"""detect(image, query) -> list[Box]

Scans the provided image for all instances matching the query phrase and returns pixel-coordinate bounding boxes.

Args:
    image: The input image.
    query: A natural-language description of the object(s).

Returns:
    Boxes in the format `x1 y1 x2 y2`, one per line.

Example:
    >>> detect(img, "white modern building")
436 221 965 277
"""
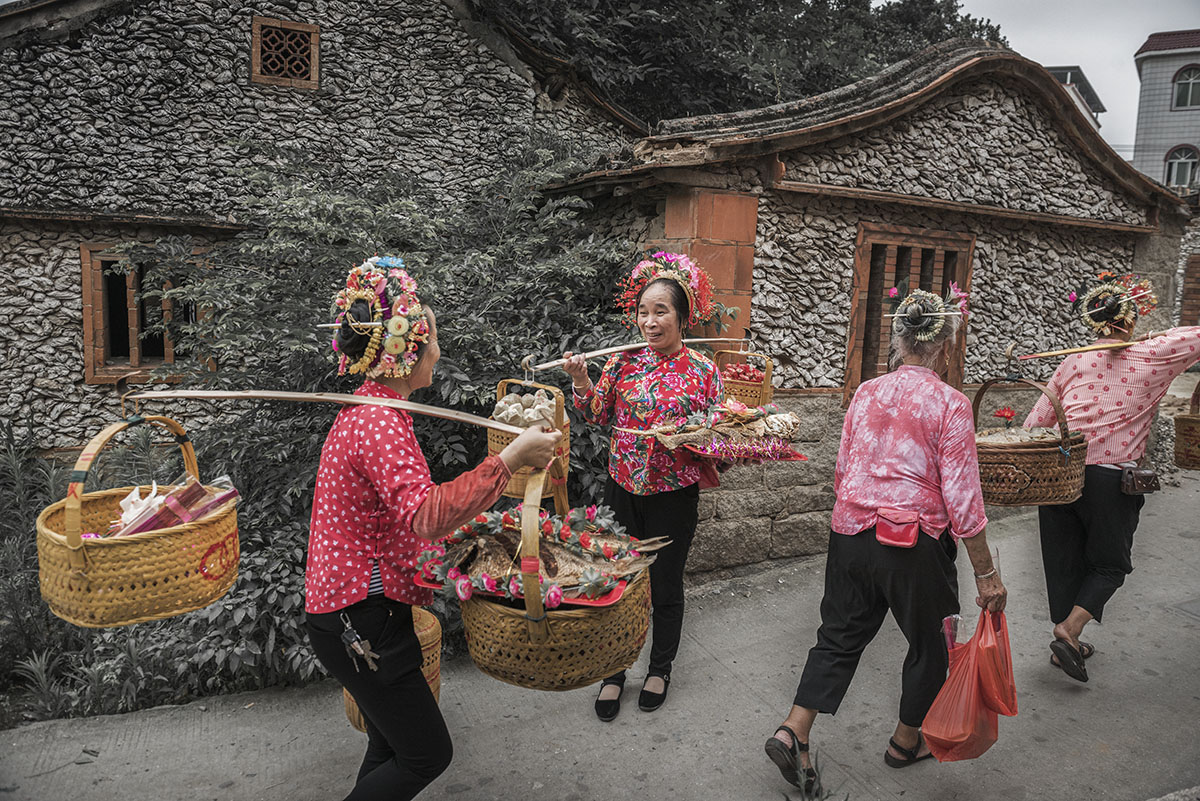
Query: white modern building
1132 29 1200 191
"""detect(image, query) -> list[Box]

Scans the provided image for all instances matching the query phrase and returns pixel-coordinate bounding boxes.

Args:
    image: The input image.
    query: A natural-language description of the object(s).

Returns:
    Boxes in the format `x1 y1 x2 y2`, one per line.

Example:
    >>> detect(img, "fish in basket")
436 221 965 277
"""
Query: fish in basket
623 398 807 462
415 503 664 607
418 470 653 691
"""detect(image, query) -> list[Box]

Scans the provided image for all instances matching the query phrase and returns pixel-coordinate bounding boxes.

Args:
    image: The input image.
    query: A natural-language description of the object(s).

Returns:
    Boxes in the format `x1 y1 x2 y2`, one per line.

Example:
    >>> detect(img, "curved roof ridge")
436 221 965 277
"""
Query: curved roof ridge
651 39 1008 140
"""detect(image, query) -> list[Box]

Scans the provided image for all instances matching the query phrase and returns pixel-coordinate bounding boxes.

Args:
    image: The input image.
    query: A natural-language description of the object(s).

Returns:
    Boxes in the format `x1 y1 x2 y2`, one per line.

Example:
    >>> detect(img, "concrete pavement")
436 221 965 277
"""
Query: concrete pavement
2 476 1199 801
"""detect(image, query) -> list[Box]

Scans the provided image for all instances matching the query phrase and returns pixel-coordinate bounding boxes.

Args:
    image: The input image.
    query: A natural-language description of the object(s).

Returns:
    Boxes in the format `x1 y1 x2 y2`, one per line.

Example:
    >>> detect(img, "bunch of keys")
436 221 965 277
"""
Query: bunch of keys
340 612 381 672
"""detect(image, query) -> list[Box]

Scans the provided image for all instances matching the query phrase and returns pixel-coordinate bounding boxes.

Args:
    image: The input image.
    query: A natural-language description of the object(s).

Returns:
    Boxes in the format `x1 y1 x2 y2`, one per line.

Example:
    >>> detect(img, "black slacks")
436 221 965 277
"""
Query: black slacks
306 596 452 801
603 477 699 679
1038 465 1145 624
793 528 960 728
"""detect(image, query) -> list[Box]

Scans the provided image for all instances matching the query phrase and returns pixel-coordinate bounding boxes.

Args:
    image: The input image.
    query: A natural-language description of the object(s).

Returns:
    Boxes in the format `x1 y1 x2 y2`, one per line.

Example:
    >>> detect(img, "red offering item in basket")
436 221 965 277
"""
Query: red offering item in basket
722 363 765 383
414 572 628 608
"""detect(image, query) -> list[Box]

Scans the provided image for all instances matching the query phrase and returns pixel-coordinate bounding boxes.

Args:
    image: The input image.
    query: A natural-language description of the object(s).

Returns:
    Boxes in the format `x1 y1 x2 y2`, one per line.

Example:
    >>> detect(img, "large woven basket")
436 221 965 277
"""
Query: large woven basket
343 606 442 732
486 378 570 513
715 349 774 406
972 378 1086 507
36 415 239 628
1174 380 1200 470
459 470 651 691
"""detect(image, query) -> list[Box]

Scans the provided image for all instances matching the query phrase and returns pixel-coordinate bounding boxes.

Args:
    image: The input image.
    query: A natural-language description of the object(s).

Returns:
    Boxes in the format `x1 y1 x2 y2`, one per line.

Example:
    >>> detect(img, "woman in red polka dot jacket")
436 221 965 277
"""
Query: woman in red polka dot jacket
306 256 561 801
1023 274 1200 683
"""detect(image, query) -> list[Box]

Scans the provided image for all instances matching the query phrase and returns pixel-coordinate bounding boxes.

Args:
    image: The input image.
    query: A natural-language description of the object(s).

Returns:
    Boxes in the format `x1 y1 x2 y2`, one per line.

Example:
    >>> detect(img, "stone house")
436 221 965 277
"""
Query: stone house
0 0 642 448
559 40 1190 574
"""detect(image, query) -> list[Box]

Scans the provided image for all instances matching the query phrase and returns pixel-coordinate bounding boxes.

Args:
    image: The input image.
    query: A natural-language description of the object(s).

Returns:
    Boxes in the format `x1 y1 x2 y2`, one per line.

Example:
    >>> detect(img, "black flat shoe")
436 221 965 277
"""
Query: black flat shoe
638 673 670 712
594 678 624 722
765 724 820 795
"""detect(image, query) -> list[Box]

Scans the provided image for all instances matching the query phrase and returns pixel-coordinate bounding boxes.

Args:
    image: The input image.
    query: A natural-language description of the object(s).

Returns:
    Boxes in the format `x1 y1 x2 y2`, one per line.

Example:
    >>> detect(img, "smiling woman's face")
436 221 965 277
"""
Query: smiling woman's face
637 282 684 354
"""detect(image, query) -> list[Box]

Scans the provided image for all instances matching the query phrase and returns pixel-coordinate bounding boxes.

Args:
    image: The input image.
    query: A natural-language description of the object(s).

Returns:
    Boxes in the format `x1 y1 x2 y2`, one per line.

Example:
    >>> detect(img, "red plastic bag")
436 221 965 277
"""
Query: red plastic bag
923 612 998 762
977 610 1018 716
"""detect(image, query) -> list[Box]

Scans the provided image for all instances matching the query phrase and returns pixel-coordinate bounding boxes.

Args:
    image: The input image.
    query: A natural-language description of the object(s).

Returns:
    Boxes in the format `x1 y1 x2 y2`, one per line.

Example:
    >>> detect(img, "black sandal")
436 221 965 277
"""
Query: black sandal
1051 641 1094 668
883 733 935 768
1049 638 1089 683
765 724 820 796
594 676 624 722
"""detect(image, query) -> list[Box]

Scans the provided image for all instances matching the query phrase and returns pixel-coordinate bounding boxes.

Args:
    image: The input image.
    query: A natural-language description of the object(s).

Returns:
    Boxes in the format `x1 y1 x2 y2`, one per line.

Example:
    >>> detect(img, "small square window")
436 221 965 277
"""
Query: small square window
251 16 319 90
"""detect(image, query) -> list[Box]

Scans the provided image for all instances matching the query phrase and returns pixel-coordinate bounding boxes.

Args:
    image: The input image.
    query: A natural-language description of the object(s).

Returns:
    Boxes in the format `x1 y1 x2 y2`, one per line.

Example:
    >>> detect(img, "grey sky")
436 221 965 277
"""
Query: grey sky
957 0 1200 158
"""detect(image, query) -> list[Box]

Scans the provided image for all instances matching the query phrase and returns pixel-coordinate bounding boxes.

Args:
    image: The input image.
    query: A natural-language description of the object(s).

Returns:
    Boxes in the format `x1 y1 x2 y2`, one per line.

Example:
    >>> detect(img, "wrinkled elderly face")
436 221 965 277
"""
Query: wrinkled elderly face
637 283 684 353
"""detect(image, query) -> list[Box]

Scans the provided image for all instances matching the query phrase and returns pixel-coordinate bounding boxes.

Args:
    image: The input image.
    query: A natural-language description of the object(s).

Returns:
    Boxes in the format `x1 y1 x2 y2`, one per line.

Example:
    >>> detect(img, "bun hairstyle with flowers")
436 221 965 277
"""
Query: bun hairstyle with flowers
887 281 969 370
616 251 715 329
1071 271 1158 337
331 255 432 380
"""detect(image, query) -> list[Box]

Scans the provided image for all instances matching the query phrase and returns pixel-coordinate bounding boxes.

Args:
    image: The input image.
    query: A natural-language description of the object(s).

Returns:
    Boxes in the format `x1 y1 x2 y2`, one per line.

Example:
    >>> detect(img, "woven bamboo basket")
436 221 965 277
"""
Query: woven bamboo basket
715 350 774 406
972 378 1086 507
343 606 442 732
486 378 570 512
35 415 239 628
458 470 651 691
1175 379 1200 470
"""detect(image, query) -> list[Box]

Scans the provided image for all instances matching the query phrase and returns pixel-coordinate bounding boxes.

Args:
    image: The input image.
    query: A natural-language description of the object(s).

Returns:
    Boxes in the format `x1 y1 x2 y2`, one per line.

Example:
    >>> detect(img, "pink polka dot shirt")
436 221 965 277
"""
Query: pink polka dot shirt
305 381 509 613
1023 326 1200 465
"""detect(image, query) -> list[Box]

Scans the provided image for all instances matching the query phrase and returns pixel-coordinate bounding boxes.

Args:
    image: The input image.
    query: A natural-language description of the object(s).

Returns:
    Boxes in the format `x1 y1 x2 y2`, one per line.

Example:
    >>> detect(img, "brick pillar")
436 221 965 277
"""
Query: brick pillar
644 188 758 340
1182 253 1200 326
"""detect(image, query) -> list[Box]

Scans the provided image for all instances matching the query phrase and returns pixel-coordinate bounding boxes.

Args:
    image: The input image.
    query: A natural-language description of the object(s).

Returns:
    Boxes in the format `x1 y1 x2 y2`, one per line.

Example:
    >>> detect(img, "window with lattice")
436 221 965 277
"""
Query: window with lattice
843 223 976 404
251 16 319 89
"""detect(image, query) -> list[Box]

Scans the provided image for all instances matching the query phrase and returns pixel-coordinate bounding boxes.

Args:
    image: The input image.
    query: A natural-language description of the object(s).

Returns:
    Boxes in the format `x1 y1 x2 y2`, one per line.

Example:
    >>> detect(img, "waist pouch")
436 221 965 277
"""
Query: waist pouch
875 508 920 548
1120 466 1159 495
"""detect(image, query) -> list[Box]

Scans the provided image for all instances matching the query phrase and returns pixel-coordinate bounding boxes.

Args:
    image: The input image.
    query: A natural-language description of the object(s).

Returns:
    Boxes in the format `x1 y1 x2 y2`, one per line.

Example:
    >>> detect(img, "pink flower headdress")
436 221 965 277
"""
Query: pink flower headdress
331 255 431 379
616 251 715 328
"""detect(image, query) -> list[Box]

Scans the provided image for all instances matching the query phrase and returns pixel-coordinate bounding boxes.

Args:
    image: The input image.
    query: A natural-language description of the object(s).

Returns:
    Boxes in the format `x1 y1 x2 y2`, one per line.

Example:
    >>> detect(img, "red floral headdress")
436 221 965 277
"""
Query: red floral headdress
615 251 715 328
331 256 431 379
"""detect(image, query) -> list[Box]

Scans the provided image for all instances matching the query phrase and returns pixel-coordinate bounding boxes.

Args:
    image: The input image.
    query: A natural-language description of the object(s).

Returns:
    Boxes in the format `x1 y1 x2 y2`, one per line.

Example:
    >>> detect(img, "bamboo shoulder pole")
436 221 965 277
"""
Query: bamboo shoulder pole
128 389 524 435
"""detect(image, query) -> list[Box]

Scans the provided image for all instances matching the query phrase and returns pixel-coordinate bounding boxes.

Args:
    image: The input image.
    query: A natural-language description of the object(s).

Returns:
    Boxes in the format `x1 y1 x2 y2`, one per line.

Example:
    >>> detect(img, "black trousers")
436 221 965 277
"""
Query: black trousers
306 596 452 801
1038 465 1145 624
603 477 699 679
793 528 960 728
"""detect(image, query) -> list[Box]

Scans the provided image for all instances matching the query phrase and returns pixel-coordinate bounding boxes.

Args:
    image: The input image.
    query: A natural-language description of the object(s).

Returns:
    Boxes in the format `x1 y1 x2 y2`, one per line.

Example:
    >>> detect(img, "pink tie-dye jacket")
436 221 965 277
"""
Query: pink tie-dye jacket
831 365 988 540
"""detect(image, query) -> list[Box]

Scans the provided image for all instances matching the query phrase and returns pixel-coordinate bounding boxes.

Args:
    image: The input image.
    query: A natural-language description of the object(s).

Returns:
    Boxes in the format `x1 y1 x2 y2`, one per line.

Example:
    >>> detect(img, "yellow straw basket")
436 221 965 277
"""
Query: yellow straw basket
1175 380 1200 470
972 378 1086 507
458 471 650 691
486 378 570 513
715 350 774 406
35 415 239 628
344 606 442 731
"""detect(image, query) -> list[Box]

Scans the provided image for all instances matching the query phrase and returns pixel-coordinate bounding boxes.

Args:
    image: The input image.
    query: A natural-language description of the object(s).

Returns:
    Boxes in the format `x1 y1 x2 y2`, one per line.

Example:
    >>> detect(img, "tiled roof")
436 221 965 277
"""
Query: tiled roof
1136 29 1200 57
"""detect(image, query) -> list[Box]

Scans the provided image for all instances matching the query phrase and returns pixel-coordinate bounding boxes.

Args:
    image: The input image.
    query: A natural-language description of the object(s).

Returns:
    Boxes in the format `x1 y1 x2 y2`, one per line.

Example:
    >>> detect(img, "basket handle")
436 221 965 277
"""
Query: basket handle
62 415 200 564
715 350 772 388
518 469 550 644
496 378 566 429
971 377 1071 443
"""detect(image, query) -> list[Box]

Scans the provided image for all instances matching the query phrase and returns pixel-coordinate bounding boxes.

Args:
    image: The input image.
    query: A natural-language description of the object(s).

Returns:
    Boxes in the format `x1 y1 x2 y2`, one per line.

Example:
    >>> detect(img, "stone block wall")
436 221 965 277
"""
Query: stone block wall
0 0 634 217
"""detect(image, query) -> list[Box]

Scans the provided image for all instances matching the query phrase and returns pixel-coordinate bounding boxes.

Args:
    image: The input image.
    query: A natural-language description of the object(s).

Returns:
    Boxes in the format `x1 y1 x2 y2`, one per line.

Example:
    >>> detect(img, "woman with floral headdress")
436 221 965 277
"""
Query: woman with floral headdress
1023 273 1200 683
764 287 1006 794
305 256 561 801
562 252 724 721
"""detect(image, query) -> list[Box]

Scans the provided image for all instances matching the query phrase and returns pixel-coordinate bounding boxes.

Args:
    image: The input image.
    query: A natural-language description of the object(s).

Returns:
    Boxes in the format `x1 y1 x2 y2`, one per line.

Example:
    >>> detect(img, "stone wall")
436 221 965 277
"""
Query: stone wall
752 191 1138 389
779 76 1146 226
0 0 634 217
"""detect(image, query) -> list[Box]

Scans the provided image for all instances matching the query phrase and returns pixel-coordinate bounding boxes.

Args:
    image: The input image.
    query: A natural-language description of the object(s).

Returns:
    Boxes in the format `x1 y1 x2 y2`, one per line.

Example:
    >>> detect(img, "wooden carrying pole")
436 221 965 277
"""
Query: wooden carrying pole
522 338 746 373
127 389 525 435
1013 330 1165 362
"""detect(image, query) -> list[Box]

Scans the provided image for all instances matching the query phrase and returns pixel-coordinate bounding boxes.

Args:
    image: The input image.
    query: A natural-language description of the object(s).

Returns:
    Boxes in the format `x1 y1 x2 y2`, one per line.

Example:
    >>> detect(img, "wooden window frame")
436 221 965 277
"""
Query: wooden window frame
843 222 976 405
81 243 180 385
251 15 320 90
